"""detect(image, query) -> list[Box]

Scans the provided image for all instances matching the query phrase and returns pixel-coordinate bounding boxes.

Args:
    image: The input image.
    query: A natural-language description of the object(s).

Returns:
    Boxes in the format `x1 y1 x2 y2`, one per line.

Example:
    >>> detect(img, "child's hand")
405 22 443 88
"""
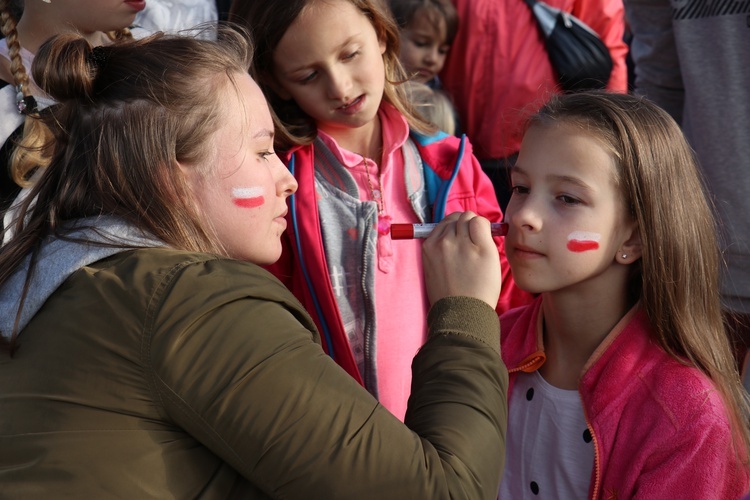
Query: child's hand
422 212 502 308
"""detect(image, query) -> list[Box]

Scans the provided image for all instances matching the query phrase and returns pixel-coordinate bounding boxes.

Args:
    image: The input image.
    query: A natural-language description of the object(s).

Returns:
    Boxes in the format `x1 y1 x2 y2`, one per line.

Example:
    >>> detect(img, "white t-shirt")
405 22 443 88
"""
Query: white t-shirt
499 370 594 499
134 0 218 38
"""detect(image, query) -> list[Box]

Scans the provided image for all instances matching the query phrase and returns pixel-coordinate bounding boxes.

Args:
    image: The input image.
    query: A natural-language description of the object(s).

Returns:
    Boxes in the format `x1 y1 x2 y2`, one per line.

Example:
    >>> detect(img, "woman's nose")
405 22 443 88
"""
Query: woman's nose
275 156 298 197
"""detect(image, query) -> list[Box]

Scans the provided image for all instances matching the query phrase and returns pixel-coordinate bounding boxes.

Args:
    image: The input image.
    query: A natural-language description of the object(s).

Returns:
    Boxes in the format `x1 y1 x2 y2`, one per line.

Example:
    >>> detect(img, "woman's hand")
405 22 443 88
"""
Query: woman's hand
422 211 501 308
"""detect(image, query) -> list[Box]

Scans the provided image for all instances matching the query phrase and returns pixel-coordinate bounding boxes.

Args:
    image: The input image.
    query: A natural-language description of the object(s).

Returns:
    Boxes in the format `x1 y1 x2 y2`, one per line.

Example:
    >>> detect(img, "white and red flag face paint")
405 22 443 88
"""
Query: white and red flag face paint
567 231 601 252
231 187 265 209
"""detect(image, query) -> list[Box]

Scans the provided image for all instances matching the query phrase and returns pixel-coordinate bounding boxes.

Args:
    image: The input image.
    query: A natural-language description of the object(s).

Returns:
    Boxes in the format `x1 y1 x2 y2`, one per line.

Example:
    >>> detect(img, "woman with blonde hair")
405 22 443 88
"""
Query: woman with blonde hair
0 28 508 498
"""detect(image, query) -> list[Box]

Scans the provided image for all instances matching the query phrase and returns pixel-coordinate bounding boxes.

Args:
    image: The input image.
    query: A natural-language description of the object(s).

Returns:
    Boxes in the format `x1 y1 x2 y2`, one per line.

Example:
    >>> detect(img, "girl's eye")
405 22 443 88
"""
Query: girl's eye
558 194 581 205
438 45 450 55
259 151 275 161
299 71 317 84
343 50 359 61
511 185 529 195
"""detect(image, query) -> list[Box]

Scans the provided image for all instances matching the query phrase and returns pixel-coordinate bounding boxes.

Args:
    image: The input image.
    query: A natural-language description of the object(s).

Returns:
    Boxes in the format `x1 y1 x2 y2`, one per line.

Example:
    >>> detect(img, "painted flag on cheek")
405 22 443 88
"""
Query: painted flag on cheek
232 187 265 208
567 231 600 252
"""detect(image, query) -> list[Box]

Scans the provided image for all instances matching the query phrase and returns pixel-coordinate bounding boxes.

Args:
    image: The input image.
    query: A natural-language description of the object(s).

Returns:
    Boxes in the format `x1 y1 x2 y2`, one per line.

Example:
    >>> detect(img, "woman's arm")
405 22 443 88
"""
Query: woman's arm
148 248 506 499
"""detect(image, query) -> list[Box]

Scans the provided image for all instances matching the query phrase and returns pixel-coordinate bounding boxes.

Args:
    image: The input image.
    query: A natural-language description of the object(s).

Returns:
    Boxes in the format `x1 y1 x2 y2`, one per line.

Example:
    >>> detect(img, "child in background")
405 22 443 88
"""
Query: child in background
229 0 531 420
392 1 461 135
499 91 750 498
404 80 455 135
388 0 457 89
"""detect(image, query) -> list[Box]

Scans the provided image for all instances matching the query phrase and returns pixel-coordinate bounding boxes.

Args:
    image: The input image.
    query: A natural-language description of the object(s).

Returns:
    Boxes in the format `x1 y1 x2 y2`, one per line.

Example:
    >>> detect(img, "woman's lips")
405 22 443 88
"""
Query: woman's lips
124 0 147 12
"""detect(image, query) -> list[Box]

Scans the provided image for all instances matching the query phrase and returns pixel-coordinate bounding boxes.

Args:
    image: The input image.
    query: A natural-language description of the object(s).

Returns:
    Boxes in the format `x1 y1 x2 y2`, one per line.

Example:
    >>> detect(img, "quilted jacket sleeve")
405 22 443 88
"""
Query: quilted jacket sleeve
146 258 508 499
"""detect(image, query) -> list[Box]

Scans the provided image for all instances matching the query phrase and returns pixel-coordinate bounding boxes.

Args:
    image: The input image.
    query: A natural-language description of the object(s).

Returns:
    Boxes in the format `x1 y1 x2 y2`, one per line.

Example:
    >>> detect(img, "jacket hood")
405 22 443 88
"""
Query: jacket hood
0 216 163 340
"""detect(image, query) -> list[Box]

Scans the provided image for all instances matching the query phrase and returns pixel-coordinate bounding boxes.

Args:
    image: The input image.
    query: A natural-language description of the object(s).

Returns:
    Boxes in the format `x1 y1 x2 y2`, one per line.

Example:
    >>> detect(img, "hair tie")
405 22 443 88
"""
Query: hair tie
89 46 108 70
15 85 38 115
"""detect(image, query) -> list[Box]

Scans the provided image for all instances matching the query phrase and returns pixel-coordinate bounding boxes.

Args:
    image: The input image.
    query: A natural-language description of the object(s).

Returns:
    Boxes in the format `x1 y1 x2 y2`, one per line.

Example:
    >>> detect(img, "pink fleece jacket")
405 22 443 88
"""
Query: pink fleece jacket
500 297 750 499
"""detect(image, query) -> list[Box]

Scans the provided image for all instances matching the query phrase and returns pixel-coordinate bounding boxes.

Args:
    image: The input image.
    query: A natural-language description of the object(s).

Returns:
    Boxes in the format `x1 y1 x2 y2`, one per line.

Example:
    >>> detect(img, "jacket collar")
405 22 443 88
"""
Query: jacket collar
0 216 163 340
502 297 653 417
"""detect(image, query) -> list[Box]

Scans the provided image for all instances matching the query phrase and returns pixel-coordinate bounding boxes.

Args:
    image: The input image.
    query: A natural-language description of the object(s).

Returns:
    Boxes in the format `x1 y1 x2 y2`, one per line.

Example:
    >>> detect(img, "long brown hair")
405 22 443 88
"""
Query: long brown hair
0 0 133 184
0 28 256 352
228 0 435 151
530 90 750 456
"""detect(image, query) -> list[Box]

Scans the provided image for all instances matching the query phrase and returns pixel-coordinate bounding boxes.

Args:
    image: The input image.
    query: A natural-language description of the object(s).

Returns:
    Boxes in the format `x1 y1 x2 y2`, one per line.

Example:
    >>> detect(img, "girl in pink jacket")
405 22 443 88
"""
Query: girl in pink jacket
499 91 750 499
229 0 531 421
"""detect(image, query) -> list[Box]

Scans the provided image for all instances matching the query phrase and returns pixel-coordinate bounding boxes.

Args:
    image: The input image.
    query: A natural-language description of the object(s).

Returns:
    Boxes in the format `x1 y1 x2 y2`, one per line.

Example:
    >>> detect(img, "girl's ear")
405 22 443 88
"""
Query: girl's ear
177 159 200 194
379 36 386 56
176 159 204 217
616 225 642 265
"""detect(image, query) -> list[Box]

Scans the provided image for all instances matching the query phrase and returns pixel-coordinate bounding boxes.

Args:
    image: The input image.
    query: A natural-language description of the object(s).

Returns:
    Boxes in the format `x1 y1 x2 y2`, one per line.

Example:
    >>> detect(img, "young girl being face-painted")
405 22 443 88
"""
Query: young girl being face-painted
499 92 750 499
504 120 638 296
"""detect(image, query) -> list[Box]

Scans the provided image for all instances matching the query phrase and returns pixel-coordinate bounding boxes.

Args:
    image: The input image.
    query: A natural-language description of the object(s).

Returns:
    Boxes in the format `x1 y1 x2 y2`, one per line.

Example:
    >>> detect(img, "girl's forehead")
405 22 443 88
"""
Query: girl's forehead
520 122 620 182
275 0 377 61
298 0 366 21
288 0 371 37
412 6 447 33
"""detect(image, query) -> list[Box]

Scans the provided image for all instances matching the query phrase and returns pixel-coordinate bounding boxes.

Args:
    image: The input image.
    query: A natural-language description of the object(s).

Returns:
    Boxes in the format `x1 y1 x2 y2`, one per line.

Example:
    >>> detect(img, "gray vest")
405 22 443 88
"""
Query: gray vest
313 136 430 395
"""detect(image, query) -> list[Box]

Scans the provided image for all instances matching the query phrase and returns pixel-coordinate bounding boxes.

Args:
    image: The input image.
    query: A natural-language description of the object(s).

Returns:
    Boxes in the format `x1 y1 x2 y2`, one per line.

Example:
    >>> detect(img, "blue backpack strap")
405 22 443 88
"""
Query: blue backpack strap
410 130 467 222
411 129 449 146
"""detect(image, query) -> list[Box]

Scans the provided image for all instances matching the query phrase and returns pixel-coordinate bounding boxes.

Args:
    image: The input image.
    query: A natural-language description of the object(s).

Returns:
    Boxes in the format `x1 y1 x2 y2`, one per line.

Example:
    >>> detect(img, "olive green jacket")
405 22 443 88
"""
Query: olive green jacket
0 248 507 498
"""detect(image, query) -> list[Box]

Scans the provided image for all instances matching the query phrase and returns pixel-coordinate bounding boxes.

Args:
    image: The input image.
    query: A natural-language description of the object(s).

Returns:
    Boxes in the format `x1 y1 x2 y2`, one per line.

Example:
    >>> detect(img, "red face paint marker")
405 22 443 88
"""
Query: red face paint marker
232 187 264 208
566 231 600 252
391 222 508 239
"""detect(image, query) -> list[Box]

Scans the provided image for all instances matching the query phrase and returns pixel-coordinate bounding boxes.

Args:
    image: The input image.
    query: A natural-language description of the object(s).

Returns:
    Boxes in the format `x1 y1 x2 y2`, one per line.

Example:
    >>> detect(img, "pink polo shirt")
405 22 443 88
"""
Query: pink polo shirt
317 103 428 421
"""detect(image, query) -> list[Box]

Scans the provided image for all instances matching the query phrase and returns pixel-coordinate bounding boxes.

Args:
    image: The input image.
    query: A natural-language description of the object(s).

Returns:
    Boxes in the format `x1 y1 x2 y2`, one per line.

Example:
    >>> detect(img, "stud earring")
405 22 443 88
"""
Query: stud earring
622 254 627 259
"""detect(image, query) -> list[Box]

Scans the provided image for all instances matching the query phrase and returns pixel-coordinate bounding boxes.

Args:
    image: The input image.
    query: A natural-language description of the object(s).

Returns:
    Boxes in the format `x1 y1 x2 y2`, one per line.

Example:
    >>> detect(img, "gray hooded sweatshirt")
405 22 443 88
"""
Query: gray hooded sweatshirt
0 217 161 341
